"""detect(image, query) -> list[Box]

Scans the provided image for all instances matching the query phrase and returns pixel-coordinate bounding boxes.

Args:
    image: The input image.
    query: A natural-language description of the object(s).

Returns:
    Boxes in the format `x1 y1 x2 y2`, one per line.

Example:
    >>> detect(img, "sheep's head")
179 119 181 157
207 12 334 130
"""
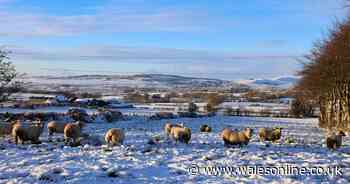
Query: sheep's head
33 120 43 126
184 127 191 134
11 120 21 126
244 128 253 138
76 121 86 129
273 127 283 133
338 131 346 136
33 120 45 132
164 122 172 128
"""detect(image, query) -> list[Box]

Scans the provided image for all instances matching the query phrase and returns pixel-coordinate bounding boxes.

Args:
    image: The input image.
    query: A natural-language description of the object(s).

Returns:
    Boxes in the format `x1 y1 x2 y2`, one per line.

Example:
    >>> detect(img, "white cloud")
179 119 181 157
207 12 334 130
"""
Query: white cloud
9 44 299 62
0 2 217 36
9 44 301 79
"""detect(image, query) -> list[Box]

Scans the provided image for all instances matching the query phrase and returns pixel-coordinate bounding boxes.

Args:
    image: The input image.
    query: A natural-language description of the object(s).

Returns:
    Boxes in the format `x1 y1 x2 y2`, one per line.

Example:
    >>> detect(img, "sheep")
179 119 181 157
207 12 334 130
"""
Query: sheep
105 128 125 146
164 122 183 137
47 121 69 136
64 121 85 146
326 131 346 150
258 127 282 143
0 120 18 136
12 120 44 144
200 124 212 133
221 128 253 147
170 126 191 144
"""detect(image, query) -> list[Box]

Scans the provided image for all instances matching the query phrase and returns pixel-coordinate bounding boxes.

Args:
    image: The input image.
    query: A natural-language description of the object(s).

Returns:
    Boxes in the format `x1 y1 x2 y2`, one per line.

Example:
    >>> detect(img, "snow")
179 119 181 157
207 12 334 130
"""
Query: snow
0 107 159 116
0 116 349 184
220 102 290 113
236 76 299 89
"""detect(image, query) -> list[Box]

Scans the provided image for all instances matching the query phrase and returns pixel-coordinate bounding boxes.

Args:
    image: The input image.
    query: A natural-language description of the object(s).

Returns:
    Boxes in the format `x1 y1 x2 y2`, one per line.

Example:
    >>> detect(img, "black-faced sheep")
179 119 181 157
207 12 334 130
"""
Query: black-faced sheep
170 126 191 144
105 128 125 146
200 124 212 133
64 121 85 145
67 108 91 122
221 128 253 147
258 127 282 143
12 120 44 144
326 131 346 150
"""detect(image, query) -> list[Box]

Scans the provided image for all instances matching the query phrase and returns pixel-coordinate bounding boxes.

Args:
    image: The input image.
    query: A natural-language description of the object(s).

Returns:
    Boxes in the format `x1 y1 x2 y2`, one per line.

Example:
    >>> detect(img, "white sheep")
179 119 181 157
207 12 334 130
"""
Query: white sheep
164 122 183 137
170 126 191 144
221 128 253 147
258 127 282 143
64 121 85 146
105 128 125 146
12 120 44 144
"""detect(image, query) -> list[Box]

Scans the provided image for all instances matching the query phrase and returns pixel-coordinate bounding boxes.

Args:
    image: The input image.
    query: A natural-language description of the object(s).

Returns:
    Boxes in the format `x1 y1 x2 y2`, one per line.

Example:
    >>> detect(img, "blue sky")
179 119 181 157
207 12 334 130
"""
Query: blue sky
0 0 347 80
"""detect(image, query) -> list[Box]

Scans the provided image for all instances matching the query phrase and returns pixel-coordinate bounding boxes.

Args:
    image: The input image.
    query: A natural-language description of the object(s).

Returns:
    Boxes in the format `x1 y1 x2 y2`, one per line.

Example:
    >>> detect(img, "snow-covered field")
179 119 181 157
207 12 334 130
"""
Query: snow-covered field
0 116 349 184
0 107 161 116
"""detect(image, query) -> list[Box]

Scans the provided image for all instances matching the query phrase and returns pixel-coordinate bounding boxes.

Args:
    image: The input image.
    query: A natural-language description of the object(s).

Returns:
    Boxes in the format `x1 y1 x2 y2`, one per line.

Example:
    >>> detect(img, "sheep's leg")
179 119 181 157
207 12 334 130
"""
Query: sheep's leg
72 138 78 147
223 140 228 147
333 144 337 150
14 135 18 145
32 138 41 144
64 137 71 145
107 141 112 148
48 132 54 142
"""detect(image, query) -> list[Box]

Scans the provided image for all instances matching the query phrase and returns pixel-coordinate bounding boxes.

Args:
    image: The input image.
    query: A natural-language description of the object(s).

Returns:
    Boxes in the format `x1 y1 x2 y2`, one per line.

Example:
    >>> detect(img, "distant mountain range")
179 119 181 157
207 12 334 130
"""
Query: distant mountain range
39 74 231 88
18 74 299 93
238 76 299 89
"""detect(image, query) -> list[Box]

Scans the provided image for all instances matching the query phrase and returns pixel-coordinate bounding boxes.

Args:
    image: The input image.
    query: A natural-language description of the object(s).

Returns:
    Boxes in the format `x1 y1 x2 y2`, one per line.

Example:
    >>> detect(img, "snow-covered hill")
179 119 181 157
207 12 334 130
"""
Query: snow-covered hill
18 74 299 93
18 74 238 92
238 76 299 89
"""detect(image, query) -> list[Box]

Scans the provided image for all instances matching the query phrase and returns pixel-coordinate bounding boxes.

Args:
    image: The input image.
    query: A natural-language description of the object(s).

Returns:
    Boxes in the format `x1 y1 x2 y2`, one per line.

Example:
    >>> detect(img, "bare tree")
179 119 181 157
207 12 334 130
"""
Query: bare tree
188 102 198 113
296 17 350 131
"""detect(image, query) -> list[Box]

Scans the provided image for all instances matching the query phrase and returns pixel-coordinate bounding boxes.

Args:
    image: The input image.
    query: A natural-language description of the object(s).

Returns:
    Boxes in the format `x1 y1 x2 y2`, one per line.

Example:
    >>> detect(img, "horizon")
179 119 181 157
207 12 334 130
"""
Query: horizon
21 72 299 82
0 0 347 80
